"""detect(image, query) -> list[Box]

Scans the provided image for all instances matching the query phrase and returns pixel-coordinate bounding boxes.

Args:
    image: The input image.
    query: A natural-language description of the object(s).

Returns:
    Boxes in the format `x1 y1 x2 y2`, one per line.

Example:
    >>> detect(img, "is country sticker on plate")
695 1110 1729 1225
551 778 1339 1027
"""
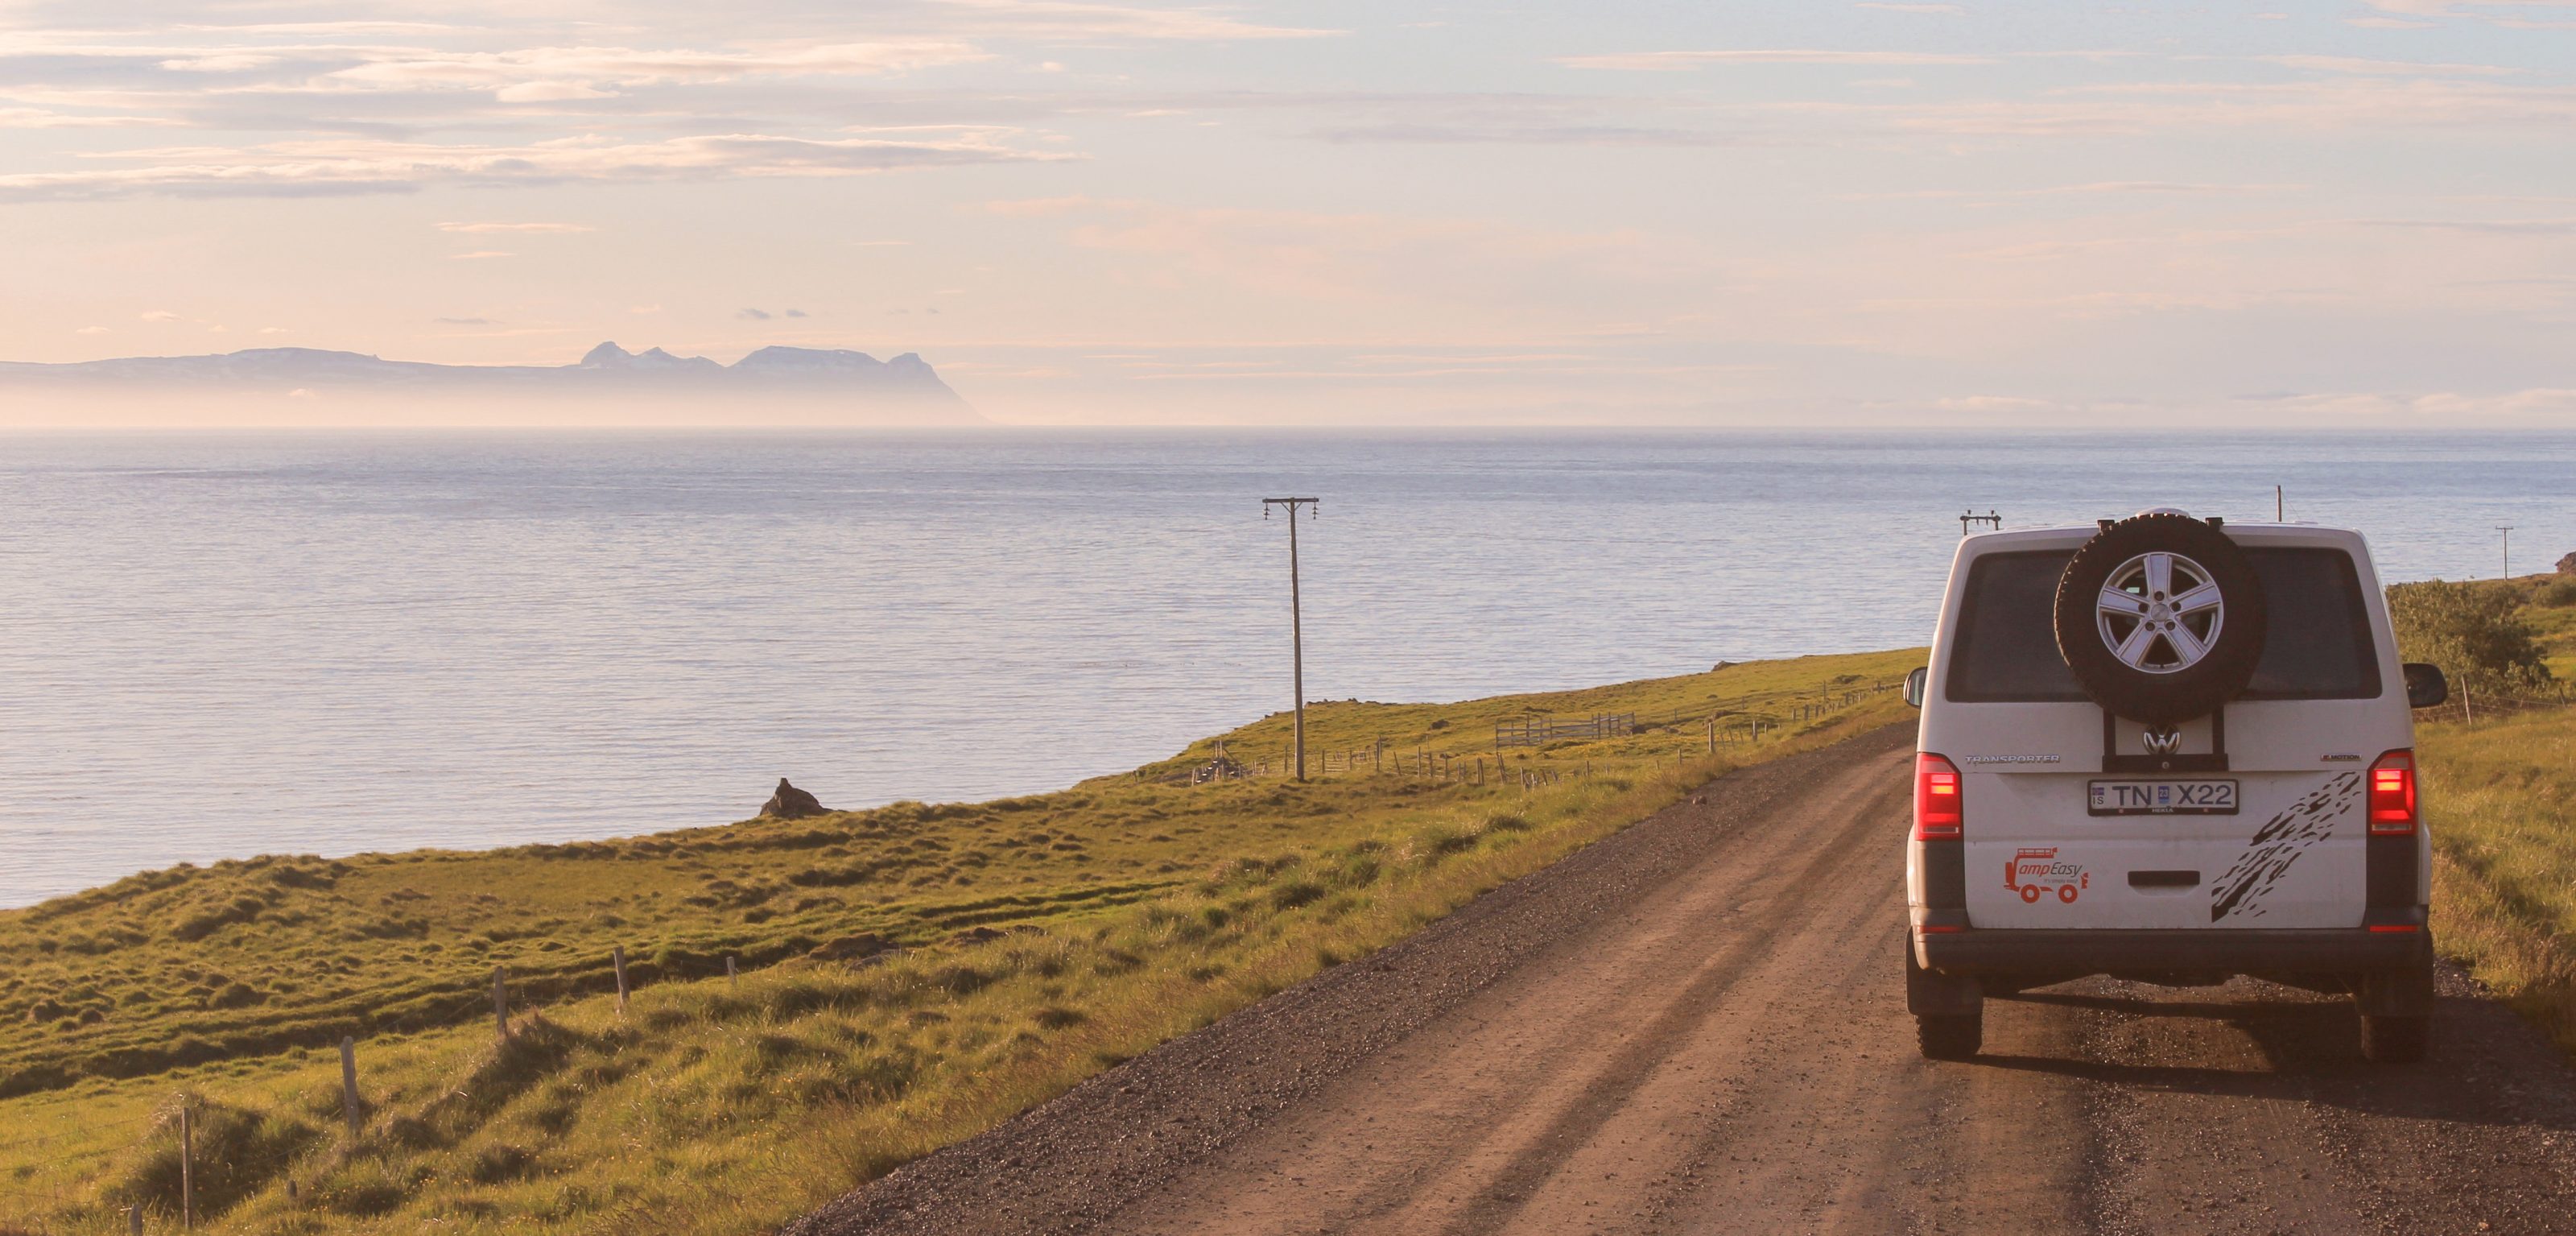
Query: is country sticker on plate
2087 779 2238 816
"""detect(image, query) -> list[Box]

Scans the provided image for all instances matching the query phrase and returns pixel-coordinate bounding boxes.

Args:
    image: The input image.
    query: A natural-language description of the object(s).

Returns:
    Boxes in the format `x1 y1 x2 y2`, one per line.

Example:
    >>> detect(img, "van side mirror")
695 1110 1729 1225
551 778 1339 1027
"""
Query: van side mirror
2402 663 2449 709
1905 666 1928 708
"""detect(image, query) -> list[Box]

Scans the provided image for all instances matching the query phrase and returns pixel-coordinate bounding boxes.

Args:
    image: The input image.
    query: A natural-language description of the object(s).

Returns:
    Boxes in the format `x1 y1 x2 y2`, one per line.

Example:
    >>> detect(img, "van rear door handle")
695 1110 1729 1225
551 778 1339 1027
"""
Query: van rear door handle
2128 870 2200 889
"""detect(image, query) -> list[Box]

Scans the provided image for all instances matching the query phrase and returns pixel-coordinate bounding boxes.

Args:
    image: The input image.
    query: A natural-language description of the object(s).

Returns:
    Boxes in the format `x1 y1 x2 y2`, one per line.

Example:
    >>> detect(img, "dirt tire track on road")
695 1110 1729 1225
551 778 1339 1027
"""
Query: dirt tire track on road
786 724 2576 1236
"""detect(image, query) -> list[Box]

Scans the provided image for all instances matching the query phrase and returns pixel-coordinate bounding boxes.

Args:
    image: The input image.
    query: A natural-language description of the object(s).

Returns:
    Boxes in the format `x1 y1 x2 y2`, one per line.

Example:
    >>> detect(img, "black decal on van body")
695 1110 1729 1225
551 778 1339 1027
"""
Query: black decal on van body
2211 772 2363 923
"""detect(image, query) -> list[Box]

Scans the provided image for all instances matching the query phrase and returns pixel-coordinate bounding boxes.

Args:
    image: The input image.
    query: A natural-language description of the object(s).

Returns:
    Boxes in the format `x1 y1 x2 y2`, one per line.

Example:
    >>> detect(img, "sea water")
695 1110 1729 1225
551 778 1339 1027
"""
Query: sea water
4 429 2570 907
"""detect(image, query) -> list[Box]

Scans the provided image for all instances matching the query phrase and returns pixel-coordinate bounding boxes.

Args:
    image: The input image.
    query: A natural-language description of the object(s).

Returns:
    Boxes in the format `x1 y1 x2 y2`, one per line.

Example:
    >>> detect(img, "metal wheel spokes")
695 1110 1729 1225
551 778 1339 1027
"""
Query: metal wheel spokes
2095 551 2224 674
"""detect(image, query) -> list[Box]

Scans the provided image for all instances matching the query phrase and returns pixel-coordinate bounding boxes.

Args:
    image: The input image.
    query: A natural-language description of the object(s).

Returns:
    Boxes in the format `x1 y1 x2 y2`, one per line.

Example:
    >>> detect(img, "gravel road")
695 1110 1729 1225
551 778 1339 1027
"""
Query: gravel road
786 724 2576 1235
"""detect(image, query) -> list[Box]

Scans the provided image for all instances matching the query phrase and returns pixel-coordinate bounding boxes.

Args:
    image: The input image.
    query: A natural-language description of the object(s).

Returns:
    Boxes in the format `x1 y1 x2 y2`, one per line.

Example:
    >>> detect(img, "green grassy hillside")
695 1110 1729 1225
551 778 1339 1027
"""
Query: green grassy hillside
2421 706 2576 1058
0 650 1920 1235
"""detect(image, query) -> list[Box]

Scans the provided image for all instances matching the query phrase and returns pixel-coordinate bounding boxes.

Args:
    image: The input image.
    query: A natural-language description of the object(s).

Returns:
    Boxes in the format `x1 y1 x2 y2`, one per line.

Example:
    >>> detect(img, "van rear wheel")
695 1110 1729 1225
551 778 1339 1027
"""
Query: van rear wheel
2360 1014 2429 1064
1917 1012 1982 1060
1905 939 1980 1060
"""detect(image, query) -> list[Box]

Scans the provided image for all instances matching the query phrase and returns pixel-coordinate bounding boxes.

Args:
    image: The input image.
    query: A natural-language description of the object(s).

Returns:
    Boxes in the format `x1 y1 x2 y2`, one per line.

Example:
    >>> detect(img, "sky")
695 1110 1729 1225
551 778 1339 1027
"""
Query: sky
2 0 2574 426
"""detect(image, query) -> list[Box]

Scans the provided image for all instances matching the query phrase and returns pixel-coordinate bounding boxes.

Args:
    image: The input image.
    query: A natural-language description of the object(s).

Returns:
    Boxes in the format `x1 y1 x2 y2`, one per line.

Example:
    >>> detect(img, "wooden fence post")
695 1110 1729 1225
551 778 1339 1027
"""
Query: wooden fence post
1707 717 1715 755
492 966 509 1039
340 1036 361 1139
726 956 739 986
179 1099 194 1230
613 945 630 1016
129 1205 143 1235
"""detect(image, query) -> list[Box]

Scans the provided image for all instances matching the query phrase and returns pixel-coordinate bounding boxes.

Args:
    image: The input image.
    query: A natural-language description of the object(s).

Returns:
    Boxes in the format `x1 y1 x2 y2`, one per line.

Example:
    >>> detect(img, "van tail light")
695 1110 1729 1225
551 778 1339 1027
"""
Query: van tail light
2368 750 2417 835
1914 753 1963 840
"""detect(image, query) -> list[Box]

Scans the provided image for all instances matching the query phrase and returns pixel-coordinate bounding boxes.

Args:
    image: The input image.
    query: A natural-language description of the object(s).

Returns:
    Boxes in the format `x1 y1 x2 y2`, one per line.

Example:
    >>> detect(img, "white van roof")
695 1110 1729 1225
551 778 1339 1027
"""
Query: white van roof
1960 522 2370 553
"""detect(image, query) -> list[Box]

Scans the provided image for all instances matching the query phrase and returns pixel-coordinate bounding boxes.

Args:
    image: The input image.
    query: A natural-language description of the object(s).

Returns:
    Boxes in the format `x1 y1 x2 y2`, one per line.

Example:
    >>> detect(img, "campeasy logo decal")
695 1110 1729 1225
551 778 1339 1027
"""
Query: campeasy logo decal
2006 846 2088 905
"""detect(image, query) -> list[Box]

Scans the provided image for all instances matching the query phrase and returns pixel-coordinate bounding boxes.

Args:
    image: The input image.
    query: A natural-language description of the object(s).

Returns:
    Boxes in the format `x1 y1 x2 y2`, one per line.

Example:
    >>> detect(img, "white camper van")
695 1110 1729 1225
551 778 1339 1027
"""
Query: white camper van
1901 511 2447 1063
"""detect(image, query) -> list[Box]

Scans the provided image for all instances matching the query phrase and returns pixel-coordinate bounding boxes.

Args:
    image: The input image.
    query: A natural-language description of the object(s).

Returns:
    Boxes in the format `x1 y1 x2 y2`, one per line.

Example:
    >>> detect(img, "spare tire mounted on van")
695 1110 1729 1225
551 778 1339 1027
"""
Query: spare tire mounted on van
2052 511 2268 727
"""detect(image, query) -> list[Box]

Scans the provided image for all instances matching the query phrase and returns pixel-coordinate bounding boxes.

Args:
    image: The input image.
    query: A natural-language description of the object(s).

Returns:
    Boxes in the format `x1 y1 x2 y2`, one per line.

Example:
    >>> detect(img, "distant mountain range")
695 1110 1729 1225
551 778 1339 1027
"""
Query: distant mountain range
0 341 981 425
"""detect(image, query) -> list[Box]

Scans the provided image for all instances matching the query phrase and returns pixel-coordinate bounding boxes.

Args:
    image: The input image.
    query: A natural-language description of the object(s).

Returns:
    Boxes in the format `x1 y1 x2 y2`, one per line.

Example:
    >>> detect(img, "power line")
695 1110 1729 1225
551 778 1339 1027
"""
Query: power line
1261 498 1319 781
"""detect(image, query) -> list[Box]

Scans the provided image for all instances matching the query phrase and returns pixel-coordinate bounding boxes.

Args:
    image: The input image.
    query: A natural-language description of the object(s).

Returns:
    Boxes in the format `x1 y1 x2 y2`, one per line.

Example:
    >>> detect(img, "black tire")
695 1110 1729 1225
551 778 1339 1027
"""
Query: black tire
1917 1013 1982 1060
2361 1014 2429 1064
2054 512 2268 725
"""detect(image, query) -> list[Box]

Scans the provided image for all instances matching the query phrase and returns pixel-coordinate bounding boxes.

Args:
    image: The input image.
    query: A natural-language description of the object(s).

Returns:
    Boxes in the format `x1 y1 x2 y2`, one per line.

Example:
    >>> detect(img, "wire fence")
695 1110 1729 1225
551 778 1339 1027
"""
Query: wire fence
2411 682 2574 727
0 956 681 1234
1146 681 1901 787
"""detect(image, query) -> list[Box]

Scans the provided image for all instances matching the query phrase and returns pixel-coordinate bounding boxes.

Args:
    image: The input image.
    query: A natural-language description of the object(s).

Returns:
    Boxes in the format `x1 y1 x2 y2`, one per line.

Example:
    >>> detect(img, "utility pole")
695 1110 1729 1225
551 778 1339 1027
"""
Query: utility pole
2497 525 2515 579
2276 486 2284 522
1959 510 2000 536
1263 498 1319 780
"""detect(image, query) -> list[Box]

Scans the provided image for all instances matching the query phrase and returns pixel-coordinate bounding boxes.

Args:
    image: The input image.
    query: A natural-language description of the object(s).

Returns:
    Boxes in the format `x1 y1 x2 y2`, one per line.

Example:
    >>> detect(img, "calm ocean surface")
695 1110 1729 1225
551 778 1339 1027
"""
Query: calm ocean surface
4 430 2570 907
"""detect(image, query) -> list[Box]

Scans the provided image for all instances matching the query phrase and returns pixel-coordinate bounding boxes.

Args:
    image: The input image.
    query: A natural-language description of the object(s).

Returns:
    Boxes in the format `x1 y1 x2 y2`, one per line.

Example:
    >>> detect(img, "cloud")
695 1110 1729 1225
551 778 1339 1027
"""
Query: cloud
2260 54 2522 76
1558 49 1996 71
2241 387 2576 419
1311 121 1733 147
785 308 808 317
737 308 774 319
315 40 991 97
0 107 182 129
1759 76 2576 137
2355 0 2576 19
923 0 1343 42
1856 180 2302 200
2344 217 2576 234
435 316 497 325
139 309 181 321
76 325 109 334
435 221 594 233
494 81 619 101
171 21 469 36
0 131 1063 201
159 52 282 72
448 250 512 259
2347 16 2438 27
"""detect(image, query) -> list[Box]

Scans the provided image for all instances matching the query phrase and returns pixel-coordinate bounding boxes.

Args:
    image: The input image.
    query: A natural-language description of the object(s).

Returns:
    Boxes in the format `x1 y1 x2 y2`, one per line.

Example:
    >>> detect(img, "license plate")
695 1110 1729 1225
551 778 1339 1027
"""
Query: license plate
2087 779 2238 816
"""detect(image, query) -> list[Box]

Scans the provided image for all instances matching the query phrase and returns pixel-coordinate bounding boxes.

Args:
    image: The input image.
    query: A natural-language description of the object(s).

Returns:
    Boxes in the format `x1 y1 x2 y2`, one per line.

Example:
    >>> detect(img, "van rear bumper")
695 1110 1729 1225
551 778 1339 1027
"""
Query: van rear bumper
1915 926 2431 976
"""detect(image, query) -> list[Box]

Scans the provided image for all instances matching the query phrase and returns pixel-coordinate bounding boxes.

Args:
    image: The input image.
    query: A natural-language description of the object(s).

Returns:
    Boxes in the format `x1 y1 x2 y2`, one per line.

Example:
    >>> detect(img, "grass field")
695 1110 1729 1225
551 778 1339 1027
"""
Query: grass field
0 649 1921 1234
2420 705 2576 1059
2519 578 2576 681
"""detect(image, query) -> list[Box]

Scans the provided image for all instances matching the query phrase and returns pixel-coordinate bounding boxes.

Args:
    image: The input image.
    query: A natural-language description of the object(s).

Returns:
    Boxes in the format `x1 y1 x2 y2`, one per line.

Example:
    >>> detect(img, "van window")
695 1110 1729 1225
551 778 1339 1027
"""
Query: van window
1945 548 2381 703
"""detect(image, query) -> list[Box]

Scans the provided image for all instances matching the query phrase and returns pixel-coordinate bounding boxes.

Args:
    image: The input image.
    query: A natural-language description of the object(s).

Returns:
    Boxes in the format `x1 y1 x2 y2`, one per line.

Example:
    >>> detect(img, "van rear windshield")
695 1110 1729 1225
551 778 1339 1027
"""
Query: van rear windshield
1945 548 2382 703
